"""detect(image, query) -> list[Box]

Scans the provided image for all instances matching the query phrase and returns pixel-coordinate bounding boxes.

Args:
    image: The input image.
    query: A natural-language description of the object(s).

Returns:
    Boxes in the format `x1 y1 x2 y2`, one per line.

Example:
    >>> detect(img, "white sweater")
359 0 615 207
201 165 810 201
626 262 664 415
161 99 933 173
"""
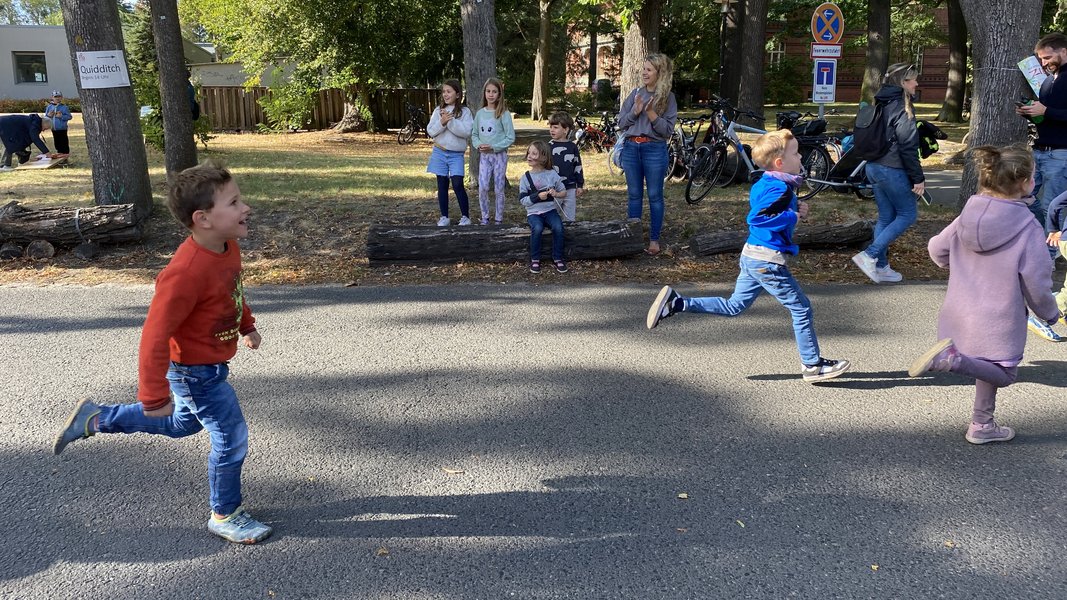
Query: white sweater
426 105 474 151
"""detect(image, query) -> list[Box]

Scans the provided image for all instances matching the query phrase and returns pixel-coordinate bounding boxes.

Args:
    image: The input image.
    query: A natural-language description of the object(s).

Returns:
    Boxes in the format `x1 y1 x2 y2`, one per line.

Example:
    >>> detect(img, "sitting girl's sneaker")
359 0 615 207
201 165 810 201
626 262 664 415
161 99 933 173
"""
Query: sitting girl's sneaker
529 260 541 274
965 421 1015 445
207 507 273 544
908 338 959 376
554 260 568 273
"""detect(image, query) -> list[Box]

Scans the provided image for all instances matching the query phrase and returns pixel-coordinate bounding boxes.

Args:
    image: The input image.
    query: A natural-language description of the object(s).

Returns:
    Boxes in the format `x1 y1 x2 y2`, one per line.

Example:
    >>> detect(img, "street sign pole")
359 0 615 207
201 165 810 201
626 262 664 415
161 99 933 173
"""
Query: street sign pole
810 2 844 119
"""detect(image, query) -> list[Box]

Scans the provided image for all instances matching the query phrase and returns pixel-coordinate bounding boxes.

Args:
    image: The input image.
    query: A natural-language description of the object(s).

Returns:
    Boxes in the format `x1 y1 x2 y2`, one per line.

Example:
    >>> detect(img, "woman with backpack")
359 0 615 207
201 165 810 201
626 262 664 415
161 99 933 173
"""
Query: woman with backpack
851 63 926 284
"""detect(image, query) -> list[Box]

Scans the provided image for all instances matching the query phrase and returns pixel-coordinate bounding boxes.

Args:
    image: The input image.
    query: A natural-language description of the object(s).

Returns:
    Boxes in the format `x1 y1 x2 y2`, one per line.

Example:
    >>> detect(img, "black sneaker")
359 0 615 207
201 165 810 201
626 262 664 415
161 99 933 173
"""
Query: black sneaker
801 358 851 382
646 285 682 330
554 260 568 273
529 260 541 274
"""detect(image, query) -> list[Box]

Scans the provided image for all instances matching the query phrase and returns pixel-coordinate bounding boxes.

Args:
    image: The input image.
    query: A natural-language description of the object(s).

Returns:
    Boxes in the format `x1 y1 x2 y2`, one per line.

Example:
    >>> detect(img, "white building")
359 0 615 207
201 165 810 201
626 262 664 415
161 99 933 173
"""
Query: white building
0 25 79 100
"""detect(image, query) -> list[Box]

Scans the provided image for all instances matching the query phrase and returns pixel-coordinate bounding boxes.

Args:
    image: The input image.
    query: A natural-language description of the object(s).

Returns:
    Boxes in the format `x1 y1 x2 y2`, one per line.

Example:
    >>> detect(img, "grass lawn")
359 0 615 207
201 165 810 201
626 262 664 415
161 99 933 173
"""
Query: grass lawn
0 106 964 287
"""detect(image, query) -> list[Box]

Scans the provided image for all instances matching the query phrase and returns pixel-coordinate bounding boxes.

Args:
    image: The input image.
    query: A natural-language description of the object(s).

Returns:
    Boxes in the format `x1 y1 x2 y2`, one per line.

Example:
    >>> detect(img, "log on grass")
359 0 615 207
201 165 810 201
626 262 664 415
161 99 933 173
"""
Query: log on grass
367 220 644 264
692 220 875 256
0 201 143 245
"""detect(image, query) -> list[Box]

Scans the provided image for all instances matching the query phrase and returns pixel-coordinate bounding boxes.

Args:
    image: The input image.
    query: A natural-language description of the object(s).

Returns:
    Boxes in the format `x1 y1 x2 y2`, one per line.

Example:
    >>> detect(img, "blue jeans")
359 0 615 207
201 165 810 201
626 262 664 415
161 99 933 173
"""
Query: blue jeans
528 209 564 261
863 162 918 269
621 139 667 241
686 255 820 365
1032 148 1067 230
97 362 248 516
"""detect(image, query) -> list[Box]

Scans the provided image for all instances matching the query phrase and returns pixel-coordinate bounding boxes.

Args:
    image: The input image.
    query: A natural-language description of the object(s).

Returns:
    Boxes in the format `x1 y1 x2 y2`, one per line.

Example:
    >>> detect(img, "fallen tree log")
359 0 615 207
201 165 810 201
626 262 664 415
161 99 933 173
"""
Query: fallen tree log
0 201 143 245
367 220 644 264
691 220 874 256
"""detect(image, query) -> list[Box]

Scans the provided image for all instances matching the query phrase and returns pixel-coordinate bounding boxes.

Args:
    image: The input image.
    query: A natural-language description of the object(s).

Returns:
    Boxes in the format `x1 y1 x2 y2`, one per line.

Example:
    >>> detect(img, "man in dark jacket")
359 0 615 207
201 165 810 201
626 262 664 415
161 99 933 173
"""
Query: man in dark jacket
1017 33 1067 231
0 113 51 170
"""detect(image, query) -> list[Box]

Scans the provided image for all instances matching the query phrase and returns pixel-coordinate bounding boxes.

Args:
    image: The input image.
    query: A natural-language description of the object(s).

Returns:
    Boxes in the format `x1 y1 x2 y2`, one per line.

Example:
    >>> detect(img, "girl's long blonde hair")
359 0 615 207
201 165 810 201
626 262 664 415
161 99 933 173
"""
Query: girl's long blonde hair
971 144 1035 198
482 77 508 119
644 53 674 114
883 62 918 118
439 79 464 119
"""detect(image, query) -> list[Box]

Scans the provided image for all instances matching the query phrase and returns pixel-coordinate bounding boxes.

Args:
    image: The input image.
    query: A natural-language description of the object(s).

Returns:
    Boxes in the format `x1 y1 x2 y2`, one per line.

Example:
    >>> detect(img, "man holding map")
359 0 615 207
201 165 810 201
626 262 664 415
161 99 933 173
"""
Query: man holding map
1018 33 1067 230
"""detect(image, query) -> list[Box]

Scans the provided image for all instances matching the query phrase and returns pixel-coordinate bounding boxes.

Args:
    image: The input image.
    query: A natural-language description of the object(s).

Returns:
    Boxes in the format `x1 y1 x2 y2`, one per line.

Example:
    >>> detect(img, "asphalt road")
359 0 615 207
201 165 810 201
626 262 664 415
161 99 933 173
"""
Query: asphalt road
2 281 1066 599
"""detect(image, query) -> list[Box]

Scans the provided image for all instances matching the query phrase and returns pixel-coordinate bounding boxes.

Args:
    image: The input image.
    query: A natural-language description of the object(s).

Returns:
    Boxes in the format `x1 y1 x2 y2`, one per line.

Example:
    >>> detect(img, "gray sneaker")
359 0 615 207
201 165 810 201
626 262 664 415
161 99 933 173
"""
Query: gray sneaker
801 358 851 382
965 421 1015 445
207 507 273 544
646 285 682 330
53 398 100 455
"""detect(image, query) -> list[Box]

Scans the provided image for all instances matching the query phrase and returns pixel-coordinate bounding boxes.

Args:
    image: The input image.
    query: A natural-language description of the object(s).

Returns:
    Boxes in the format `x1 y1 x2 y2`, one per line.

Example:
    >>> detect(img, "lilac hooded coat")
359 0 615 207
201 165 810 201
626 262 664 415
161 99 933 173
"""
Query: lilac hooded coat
929 194 1059 366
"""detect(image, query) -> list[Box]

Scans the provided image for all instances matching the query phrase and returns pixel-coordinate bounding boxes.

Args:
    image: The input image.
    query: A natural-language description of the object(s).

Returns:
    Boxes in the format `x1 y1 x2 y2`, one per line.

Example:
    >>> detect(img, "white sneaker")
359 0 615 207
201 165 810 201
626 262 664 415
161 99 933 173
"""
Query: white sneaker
851 252 880 283
458 216 472 226
0 166 13 172
876 265 903 283
437 216 450 227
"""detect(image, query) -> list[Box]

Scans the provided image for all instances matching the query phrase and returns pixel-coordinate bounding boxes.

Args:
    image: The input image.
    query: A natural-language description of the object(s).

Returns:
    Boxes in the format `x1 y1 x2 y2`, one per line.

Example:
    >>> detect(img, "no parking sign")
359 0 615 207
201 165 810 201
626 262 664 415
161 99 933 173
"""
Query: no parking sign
810 3 843 105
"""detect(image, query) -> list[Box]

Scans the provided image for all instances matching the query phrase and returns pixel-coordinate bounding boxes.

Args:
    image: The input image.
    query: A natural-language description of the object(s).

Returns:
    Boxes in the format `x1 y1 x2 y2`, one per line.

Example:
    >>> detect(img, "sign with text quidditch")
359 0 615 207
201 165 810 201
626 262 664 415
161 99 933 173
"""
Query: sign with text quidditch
76 50 131 89
811 3 844 44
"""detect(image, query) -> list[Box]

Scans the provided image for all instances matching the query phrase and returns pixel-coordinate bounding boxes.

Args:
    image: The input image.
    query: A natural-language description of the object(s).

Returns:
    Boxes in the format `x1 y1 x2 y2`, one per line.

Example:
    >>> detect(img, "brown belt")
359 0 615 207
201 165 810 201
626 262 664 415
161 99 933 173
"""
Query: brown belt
629 135 654 143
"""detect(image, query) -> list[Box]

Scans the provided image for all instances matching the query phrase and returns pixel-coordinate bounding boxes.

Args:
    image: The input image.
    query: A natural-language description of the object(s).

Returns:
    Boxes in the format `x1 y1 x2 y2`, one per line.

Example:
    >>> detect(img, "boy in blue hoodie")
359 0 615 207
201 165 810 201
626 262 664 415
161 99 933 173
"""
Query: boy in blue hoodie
645 129 851 382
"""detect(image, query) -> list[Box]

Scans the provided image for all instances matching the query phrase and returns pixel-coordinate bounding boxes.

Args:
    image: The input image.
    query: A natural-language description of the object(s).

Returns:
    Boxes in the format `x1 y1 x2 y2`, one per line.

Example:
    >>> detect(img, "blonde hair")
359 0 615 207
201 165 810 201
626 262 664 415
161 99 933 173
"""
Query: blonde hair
167 159 233 228
439 79 464 119
644 53 674 114
751 129 795 170
482 77 507 119
527 140 553 170
970 144 1035 197
883 62 918 118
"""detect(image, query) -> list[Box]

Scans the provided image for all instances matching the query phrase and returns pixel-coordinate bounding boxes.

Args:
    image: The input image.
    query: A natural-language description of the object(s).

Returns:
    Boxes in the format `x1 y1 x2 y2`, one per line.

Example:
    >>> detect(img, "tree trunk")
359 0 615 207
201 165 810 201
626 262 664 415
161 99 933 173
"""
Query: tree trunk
736 0 768 115
335 85 371 133
149 0 197 183
937 0 968 123
692 220 873 256
958 0 1042 206
588 27 598 90
861 0 891 104
0 200 143 244
530 0 552 120
620 0 662 106
719 0 745 103
366 220 644 264
58 0 153 220
462 0 497 183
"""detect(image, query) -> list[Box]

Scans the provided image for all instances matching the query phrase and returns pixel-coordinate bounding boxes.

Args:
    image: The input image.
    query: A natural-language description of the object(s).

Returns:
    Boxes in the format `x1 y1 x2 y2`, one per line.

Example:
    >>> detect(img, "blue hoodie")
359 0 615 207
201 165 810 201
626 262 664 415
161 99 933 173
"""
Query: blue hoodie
0 114 49 154
746 173 800 255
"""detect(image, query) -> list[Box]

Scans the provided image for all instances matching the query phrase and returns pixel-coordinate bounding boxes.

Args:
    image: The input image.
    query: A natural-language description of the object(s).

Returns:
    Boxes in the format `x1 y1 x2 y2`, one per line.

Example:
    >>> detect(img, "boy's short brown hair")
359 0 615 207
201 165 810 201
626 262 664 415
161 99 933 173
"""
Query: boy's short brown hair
167 160 233 229
548 111 574 131
750 129 795 170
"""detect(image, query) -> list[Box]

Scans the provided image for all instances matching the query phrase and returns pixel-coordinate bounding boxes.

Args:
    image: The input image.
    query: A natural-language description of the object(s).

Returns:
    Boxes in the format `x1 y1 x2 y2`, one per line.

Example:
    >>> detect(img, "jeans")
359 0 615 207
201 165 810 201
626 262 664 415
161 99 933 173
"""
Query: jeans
527 209 564 261
1032 148 1067 230
97 362 248 516
621 139 667 241
686 255 820 365
864 162 918 269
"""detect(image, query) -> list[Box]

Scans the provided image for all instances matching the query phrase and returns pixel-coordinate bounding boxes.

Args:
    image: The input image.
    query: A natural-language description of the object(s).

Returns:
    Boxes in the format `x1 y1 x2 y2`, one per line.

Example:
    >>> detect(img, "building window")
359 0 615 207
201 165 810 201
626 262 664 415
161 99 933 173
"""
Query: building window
767 40 785 67
14 52 48 84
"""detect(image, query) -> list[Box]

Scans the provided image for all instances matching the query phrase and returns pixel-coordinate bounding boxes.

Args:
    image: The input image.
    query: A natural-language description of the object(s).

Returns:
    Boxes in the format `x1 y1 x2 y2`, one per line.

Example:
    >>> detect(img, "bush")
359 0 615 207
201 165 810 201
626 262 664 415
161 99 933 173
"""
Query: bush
0 97 82 113
140 109 216 151
258 87 314 132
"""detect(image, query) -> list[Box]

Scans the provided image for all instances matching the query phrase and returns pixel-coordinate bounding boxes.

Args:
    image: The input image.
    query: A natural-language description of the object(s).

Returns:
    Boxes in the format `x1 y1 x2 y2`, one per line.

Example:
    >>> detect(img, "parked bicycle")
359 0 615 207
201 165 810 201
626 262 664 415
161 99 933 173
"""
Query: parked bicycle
397 102 428 145
803 129 876 200
575 110 618 154
684 97 766 204
665 114 712 183
775 110 834 200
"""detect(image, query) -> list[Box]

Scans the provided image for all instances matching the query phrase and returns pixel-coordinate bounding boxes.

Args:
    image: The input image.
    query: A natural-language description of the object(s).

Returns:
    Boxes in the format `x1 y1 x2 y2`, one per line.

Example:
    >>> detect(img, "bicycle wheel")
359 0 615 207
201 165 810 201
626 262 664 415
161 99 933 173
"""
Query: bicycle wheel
397 123 416 145
607 146 625 177
715 144 743 188
685 146 724 205
665 138 682 182
797 144 831 200
854 164 876 200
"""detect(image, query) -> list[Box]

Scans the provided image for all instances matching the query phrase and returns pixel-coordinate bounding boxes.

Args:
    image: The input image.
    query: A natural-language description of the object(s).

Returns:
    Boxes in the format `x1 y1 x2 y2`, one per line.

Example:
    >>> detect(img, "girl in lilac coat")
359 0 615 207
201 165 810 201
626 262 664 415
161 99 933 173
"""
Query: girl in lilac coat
908 145 1060 444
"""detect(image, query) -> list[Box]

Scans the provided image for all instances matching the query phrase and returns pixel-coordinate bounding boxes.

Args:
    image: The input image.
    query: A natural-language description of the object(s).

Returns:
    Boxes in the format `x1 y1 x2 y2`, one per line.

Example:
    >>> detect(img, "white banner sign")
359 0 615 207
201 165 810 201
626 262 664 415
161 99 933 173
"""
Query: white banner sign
76 50 131 89
1018 55 1048 97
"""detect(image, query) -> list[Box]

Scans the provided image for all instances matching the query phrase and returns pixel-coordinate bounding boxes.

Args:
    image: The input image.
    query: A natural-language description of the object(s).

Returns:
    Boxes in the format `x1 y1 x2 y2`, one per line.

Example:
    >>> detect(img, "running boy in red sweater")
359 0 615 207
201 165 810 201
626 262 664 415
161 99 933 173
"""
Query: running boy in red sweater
52 161 271 544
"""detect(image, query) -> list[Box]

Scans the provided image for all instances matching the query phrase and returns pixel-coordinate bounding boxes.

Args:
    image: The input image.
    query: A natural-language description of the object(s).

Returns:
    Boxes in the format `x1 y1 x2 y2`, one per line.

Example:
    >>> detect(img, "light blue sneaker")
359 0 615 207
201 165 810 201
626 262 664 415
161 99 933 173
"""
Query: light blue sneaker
207 507 273 544
1027 315 1064 342
53 398 100 455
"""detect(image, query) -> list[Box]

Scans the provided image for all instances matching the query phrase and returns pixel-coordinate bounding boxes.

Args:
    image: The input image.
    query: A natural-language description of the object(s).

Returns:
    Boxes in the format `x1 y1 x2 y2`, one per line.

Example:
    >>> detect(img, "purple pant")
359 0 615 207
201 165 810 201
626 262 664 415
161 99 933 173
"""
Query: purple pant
478 151 508 223
951 354 1019 424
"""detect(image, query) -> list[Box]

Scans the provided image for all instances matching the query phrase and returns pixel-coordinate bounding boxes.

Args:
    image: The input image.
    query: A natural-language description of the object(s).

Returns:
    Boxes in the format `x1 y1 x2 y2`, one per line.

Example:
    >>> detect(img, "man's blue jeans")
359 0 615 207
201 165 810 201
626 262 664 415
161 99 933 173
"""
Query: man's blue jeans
97 362 248 516
527 209 564 261
621 139 667 241
1032 148 1067 229
863 162 918 269
686 255 821 365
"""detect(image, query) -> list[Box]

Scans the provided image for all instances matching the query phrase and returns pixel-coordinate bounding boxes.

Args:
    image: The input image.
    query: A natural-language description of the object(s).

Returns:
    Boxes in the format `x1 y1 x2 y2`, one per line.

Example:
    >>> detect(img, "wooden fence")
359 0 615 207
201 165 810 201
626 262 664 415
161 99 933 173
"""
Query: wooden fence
199 87 438 132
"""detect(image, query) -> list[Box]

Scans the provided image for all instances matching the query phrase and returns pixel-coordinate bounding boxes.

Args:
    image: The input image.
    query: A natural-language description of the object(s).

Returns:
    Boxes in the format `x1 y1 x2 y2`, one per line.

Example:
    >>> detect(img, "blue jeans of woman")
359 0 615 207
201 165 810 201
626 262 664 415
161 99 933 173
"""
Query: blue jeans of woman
96 362 248 516
863 162 918 269
621 139 667 241
527 209 564 261
685 255 821 366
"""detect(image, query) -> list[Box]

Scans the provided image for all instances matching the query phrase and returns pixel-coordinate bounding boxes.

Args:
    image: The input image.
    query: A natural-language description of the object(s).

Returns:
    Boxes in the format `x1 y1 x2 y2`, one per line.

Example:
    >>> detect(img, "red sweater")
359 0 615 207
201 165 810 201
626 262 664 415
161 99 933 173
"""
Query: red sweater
138 237 255 409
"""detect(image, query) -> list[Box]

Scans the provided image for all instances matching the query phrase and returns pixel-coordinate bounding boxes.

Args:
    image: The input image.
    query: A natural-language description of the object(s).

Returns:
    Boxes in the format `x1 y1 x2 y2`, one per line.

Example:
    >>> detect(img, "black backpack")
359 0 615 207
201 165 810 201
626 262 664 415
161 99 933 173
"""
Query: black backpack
852 102 891 161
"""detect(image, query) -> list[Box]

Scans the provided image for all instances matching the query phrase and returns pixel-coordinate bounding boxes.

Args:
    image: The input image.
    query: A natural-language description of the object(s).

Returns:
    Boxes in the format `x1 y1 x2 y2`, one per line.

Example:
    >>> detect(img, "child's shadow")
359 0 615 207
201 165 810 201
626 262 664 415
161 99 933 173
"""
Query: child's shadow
748 361 1067 390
